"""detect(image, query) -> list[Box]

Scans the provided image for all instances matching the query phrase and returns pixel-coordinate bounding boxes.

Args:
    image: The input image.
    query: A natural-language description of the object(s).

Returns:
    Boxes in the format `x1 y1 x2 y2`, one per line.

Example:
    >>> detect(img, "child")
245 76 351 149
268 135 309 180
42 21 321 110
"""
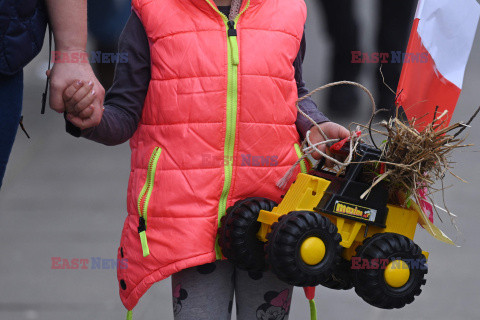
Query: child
63 0 349 318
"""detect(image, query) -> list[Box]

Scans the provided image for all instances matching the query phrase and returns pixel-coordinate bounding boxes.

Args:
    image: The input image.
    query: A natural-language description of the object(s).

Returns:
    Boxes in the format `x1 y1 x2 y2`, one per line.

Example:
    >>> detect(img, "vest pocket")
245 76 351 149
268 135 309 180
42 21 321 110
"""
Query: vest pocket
136 146 162 257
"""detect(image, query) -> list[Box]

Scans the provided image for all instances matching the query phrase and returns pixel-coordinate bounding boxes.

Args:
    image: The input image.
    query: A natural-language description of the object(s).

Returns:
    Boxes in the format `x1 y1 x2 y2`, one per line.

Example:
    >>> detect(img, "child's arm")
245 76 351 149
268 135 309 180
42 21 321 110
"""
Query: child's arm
294 29 350 165
64 12 150 146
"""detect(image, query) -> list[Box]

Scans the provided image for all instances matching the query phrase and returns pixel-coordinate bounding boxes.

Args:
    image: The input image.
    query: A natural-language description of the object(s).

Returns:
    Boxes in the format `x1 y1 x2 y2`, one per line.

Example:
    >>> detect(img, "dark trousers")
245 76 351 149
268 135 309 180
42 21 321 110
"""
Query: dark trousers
0 71 24 189
318 0 416 113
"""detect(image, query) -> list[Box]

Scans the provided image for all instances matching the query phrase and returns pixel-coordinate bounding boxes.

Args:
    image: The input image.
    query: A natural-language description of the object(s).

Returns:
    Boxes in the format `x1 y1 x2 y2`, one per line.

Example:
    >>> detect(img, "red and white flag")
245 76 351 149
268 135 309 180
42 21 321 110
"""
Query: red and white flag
396 0 480 130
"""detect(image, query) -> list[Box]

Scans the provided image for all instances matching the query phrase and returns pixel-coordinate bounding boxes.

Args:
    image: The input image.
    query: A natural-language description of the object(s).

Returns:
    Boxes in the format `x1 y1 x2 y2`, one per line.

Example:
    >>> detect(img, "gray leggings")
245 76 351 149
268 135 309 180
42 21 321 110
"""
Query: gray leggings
171 260 293 320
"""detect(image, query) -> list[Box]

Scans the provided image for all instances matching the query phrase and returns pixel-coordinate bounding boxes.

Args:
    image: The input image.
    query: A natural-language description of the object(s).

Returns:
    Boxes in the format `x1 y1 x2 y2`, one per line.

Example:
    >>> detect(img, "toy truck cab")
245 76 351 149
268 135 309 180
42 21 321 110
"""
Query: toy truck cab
314 143 388 229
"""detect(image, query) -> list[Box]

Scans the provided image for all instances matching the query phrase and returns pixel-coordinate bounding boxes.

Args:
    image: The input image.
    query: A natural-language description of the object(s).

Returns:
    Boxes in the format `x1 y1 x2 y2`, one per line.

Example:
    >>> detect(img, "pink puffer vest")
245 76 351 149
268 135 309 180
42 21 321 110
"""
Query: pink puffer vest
118 0 307 312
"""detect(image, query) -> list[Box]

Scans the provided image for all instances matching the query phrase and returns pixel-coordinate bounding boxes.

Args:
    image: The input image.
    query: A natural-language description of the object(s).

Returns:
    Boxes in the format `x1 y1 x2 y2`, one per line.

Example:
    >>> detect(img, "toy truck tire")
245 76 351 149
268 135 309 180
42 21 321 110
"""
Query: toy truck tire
319 258 354 290
352 233 427 309
266 210 342 287
218 197 277 271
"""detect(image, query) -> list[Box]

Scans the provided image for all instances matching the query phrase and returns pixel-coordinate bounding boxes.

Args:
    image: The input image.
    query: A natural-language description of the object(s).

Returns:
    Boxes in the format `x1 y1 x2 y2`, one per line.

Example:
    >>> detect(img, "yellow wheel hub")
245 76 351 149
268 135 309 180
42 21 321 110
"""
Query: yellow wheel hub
300 237 326 265
384 260 410 288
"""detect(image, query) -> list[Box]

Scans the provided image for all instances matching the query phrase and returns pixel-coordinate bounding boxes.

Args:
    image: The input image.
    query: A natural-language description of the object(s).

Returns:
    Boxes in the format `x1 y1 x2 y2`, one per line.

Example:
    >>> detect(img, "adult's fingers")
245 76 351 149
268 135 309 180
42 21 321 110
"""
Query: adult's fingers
49 78 67 113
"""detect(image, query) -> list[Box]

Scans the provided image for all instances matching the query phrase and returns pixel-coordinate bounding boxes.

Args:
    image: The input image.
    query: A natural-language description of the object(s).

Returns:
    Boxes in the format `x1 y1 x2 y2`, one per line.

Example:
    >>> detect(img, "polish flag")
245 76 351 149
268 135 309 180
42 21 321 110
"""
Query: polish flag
396 0 480 130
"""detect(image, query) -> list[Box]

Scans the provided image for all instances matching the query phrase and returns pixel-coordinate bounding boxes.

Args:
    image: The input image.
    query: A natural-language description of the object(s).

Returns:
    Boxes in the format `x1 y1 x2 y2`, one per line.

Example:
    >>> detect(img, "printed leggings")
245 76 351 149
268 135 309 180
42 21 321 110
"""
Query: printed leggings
171 260 293 320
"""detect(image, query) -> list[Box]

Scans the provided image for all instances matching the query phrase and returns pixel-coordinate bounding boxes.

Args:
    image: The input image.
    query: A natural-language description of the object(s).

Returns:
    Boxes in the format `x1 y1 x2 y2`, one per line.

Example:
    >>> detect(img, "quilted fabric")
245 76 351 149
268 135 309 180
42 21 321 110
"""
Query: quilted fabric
0 0 47 75
119 0 306 310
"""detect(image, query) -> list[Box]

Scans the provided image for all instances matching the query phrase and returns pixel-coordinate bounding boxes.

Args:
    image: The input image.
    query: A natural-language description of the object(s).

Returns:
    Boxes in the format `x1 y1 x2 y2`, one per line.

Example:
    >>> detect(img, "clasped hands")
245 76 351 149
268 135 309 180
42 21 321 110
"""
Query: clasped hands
47 54 105 129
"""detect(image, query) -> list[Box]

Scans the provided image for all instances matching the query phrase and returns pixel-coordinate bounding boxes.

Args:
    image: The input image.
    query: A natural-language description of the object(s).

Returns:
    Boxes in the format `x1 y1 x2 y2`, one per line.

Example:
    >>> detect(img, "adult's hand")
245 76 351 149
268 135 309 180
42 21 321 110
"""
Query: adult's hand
48 59 105 129
45 0 105 129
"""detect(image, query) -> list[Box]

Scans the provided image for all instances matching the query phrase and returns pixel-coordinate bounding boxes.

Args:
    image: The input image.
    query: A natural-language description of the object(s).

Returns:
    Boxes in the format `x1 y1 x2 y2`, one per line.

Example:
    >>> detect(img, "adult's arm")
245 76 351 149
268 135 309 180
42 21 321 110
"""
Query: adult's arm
45 0 105 129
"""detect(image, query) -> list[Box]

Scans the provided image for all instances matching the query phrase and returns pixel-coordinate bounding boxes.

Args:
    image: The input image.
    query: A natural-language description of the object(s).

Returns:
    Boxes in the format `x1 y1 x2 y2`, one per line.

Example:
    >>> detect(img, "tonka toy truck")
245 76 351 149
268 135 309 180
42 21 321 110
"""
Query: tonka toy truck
218 143 428 309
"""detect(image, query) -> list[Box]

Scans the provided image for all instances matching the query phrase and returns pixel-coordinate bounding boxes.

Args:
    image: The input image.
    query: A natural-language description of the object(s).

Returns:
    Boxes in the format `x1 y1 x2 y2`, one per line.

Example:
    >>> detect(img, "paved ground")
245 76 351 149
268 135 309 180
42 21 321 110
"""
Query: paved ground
1 1 480 319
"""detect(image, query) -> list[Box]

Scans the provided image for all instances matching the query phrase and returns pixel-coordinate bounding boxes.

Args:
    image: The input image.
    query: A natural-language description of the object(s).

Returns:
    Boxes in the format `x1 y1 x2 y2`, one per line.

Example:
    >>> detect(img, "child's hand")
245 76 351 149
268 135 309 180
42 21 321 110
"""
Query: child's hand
63 80 95 117
309 122 350 166
63 80 104 129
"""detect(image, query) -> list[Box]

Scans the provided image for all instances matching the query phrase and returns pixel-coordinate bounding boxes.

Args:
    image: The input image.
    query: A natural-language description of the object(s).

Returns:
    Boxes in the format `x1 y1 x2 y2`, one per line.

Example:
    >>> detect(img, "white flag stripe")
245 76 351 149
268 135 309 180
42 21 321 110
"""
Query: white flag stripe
415 0 480 88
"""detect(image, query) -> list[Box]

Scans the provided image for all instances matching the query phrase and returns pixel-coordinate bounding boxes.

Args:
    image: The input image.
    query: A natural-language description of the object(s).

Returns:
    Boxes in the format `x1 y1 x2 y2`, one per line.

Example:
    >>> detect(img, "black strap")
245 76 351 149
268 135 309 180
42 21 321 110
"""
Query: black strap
41 26 53 114
19 116 31 139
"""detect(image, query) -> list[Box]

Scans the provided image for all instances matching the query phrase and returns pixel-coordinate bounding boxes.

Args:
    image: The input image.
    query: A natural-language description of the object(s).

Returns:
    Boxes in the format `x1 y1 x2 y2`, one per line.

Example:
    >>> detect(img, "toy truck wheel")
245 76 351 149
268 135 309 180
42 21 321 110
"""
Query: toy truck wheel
218 197 277 271
352 233 427 309
319 258 354 290
266 211 342 287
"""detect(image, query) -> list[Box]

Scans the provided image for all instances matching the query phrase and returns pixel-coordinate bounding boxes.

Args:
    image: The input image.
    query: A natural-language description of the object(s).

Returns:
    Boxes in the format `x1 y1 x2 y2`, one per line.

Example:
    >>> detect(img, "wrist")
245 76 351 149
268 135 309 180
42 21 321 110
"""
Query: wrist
52 49 90 65
54 46 88 54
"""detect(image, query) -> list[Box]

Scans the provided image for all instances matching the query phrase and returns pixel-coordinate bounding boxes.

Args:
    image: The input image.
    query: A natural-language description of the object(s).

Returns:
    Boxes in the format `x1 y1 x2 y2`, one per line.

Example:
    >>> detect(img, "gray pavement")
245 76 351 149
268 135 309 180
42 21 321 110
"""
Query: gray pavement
1 1 480 319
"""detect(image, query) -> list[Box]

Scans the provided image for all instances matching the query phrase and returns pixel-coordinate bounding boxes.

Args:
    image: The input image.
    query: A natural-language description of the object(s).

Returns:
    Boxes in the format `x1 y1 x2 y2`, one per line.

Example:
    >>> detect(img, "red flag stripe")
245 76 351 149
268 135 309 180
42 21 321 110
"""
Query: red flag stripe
396 19 461 130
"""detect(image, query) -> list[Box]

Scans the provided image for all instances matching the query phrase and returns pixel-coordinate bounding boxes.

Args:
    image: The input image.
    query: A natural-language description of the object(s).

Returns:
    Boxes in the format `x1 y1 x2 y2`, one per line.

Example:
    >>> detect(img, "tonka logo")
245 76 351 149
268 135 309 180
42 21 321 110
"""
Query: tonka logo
334 201 377 222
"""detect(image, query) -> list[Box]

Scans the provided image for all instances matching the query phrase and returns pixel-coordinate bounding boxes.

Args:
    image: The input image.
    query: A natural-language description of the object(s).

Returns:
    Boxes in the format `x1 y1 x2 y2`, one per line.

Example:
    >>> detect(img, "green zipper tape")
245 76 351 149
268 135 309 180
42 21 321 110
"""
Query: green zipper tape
142 148 162 220
136 147 162 257
294 143 307 173
205 0 251 259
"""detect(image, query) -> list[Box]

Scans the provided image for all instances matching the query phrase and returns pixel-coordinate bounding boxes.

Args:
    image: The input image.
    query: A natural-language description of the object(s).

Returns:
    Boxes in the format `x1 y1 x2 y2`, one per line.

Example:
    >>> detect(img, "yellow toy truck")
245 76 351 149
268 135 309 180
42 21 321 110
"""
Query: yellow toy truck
218 142 428 309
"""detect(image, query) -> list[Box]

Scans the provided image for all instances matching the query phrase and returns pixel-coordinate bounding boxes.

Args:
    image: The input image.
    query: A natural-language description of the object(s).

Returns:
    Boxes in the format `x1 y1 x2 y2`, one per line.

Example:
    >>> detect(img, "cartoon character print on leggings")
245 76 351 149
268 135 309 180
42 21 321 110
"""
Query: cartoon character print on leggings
172 283 188 316
256 289 291 320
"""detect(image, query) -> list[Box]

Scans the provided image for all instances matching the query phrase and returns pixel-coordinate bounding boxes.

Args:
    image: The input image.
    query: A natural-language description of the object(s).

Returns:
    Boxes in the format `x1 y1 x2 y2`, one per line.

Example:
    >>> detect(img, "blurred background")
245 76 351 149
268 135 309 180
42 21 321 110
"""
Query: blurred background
1 0 480 319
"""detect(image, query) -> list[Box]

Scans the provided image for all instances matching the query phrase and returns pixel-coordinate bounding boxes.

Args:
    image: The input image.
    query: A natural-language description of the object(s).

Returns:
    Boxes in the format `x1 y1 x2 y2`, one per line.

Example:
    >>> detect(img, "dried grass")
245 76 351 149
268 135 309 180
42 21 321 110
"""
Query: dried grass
358 106 479 211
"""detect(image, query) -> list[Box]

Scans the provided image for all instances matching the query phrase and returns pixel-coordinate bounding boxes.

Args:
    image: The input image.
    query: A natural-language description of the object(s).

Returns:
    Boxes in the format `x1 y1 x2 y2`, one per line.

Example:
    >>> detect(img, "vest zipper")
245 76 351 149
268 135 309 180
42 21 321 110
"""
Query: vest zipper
204 0 250 259
294 143 309 174
137 146 162 257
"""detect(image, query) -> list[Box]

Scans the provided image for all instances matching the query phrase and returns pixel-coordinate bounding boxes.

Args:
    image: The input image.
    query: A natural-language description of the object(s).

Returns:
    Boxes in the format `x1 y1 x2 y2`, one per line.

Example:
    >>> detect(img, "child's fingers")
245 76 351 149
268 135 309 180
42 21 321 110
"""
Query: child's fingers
70 90 96 115
67 104 104 130
68 81 94 104
63 80 85 102
76 105 95 119
66 82 95 114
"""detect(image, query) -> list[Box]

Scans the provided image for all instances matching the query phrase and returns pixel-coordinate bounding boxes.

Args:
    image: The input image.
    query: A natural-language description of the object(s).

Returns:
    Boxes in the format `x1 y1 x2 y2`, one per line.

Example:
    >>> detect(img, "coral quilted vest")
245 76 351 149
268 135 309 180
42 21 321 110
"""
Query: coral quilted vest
119 0 307 311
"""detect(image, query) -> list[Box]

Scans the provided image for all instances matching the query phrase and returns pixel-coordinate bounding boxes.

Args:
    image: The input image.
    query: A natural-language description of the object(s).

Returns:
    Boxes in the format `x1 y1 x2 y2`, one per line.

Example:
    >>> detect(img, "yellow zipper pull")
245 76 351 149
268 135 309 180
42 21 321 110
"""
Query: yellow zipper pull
227 20 239 66
138 217 150 257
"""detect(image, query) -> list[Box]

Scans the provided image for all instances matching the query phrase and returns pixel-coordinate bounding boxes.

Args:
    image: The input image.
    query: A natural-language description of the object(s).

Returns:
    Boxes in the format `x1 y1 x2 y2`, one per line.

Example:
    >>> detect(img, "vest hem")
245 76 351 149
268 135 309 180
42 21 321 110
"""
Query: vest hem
120 251 217 310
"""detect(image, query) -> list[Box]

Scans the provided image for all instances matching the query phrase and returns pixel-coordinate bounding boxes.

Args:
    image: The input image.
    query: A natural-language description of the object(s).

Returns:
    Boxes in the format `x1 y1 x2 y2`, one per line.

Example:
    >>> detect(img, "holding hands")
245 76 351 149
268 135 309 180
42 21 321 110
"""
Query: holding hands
47 63 105 130
62 78 104 129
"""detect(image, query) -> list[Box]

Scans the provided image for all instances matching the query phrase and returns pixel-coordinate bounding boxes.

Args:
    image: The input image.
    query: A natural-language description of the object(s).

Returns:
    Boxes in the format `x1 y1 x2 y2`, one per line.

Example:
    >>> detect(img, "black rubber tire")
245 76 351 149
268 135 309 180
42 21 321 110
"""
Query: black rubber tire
352 233 427 309
265 211 342 287
218 197 276 271
319 258 354 290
